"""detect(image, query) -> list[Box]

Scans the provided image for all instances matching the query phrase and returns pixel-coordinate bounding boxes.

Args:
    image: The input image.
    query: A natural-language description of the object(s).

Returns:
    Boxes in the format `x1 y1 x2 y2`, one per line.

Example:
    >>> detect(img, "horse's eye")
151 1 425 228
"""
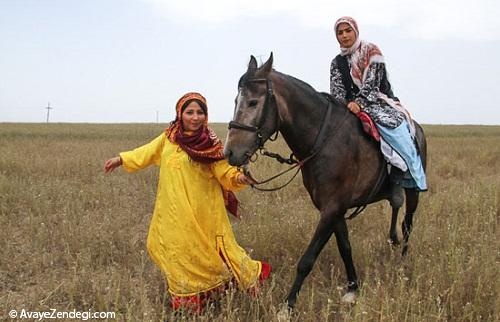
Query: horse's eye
248 100 258 107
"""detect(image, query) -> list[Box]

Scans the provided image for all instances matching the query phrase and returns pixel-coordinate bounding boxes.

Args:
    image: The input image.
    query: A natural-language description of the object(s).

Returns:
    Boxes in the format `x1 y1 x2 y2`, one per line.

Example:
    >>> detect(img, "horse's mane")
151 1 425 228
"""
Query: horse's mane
274 71 324 99
239 69 321 96
238 68 345 111
273 70 347 110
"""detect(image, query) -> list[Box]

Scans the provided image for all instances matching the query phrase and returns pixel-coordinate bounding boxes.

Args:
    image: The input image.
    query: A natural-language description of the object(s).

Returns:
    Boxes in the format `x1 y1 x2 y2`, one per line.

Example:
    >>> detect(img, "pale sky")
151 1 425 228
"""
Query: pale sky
1 0 499 124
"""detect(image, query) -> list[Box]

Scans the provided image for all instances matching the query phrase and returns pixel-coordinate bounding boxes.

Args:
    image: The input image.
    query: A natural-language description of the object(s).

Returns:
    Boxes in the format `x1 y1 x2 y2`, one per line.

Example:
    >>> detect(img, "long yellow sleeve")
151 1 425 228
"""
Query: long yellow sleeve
120 133 166 172
210 159 247 192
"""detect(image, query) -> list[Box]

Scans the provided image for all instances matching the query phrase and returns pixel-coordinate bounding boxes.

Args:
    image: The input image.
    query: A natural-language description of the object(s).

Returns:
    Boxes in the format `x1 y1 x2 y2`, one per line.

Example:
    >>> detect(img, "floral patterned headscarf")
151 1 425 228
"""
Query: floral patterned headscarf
334 16 414 134
334 16 361 56
165 92 241 218
334 16 384 88
165 92 225 164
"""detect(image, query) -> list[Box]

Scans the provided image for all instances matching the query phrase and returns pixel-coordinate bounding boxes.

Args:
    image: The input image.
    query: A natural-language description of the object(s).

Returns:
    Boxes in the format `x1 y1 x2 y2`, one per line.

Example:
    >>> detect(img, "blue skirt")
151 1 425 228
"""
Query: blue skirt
376 120 427 191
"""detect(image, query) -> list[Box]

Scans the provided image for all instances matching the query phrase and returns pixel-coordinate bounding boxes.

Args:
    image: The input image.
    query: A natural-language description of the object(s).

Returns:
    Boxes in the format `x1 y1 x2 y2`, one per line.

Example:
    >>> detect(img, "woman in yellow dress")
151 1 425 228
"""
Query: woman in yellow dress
104 92 271 312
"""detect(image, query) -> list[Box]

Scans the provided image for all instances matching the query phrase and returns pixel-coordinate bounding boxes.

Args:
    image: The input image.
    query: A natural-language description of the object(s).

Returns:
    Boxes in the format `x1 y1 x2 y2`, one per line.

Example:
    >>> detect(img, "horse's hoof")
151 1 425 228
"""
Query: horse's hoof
341 291 357 304
277 303 292 322
388 238 400 246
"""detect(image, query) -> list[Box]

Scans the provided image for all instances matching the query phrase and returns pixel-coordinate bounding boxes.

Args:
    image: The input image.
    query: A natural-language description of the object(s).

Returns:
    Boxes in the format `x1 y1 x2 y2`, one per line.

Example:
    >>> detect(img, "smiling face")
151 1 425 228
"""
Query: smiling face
181 101 206 132
336 22 357 48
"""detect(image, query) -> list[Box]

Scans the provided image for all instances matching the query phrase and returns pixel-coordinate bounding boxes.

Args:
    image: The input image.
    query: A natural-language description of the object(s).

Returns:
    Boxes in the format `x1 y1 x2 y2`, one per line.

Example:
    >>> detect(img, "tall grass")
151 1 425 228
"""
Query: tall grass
1 123 498 321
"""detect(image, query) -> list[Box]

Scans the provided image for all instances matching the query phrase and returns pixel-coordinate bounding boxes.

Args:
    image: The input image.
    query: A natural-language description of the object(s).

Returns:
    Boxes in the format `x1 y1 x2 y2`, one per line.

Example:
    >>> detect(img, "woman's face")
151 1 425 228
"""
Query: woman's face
181 101 206 132
336 22 356 48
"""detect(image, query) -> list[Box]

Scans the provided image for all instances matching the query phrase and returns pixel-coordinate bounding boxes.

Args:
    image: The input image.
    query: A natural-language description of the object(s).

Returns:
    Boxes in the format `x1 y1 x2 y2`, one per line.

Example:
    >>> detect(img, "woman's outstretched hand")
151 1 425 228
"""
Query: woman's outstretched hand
237 173 257 185
104 156 122 173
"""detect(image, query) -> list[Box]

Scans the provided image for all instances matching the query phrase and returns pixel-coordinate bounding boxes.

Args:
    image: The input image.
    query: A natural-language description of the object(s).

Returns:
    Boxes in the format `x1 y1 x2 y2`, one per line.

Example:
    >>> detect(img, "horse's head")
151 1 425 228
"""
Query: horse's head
224 53 279 166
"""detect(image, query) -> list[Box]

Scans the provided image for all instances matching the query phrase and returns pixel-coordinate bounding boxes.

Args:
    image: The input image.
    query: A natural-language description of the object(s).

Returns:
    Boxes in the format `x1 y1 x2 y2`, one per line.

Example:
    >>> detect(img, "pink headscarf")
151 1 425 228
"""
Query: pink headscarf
334 16 384 88
334 16 415 133
334 16 361 56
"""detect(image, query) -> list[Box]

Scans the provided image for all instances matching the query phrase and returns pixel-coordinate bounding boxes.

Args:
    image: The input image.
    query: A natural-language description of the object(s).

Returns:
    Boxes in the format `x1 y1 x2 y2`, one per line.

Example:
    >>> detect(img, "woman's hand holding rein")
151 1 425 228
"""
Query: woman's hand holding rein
237 173 256 185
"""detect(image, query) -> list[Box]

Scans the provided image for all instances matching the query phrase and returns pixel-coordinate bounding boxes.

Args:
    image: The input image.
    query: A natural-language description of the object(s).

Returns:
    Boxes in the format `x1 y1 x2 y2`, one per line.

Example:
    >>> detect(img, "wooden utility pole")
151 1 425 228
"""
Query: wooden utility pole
46 102 53 123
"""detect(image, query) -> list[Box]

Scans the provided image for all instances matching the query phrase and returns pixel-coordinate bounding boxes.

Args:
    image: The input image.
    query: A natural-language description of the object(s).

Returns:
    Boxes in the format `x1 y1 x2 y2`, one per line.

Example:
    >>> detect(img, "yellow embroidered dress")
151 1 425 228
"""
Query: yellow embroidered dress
120 133 262 297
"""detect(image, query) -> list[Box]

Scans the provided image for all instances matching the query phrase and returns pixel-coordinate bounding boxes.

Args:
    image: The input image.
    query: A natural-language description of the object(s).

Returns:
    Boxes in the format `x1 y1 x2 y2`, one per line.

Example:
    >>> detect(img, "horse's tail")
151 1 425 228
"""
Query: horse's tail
414 121 427 171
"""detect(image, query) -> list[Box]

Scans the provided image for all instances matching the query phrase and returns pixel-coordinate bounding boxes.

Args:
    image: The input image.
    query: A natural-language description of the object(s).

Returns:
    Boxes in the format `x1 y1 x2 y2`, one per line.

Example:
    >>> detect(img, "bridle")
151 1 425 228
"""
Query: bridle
227 77 303 192
228 77 279 152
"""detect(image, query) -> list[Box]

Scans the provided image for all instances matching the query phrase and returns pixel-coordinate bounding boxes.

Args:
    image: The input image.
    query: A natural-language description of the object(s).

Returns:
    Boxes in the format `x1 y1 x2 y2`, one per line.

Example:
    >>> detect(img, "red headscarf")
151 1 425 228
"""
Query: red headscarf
165 92 241 218
166 92 225 163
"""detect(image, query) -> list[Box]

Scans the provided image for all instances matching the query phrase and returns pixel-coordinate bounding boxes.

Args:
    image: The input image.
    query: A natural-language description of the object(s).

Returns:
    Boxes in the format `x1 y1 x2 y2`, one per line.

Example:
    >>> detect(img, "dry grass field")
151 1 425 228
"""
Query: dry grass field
1 123 498 321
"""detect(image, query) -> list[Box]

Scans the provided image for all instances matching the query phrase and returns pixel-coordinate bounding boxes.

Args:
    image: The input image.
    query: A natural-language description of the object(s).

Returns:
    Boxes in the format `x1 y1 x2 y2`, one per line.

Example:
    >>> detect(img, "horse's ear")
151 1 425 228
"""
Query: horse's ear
259 52 274 75
248 55 258 71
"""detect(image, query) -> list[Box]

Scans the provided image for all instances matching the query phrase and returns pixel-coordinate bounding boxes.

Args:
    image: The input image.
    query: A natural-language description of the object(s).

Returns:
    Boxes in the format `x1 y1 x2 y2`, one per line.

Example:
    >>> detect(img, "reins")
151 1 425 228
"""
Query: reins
242 152 317 192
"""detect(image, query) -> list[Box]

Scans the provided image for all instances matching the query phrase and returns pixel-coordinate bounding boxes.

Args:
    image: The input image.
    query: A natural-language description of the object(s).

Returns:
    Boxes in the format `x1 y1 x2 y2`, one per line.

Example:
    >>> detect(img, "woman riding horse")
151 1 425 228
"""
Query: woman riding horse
330 16 427 191
225 51 427 307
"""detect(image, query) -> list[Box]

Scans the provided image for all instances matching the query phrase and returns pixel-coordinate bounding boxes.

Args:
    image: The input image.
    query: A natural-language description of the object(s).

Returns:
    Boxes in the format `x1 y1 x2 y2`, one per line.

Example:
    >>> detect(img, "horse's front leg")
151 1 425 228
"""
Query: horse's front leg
286 210 340 308
332 216 359 303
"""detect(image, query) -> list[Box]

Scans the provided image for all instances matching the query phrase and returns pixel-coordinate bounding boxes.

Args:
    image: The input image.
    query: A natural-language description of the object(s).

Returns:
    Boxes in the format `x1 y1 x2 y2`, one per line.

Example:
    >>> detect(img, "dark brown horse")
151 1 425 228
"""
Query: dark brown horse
224 54 427 307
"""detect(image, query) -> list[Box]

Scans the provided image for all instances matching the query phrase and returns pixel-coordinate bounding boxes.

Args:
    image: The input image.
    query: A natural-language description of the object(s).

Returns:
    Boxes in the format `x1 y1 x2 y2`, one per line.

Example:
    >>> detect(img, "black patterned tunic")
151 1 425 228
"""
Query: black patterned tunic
330 57 405 129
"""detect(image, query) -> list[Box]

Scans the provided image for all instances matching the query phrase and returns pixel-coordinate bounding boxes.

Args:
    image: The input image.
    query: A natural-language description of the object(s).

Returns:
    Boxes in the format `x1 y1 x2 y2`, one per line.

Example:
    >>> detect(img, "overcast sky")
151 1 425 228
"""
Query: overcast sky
1 0 499 124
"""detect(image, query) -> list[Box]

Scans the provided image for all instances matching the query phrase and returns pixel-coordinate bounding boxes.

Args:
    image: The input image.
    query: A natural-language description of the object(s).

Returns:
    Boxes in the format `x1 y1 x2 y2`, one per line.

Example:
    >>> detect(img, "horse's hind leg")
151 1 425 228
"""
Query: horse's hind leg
389 183 405 245
285 211 342 308
389 207 401 245
402 189 419 256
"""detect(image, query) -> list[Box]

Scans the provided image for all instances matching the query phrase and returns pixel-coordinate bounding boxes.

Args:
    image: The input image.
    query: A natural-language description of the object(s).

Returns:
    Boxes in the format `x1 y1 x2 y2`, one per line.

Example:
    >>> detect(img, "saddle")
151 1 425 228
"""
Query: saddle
357 111 380 142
